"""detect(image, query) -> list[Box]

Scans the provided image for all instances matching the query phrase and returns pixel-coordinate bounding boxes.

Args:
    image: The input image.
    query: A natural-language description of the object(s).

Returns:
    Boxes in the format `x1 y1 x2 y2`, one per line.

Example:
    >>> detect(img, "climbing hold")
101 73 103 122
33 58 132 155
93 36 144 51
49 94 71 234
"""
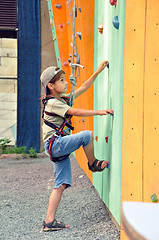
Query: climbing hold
78 7 81 12
112 16 119 29
75 5 77 17
98 23 103 34
68 58 71 63
107 163 110 169
95 136 98 141
76 32 81 40
110 0 117 6
67 22 69 25
60 24 63 28
55 4 62 9
64 61 69 66
151 193 158 203
106 62 109 68
105 136 108 143
110 113 114 116
82 118 85 122
69 54 72 57
50 18 53 27
76 55 80 64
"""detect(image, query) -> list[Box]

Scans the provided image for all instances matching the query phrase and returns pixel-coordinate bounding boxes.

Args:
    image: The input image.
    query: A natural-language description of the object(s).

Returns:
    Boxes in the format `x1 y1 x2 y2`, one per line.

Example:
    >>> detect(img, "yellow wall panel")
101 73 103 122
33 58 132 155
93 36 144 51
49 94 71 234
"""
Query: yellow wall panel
143 0 159 202
121 0 146 203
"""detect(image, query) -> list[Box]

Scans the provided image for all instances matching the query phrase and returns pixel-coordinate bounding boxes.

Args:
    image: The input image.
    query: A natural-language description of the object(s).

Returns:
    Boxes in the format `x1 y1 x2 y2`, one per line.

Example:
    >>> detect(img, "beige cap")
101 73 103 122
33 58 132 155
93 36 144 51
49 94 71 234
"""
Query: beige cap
40 66 64 88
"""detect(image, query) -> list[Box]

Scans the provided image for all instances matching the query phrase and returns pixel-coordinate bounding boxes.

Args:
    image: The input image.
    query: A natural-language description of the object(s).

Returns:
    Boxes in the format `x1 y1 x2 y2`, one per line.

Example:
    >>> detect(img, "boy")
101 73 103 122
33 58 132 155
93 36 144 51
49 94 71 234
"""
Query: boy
41 60 114 231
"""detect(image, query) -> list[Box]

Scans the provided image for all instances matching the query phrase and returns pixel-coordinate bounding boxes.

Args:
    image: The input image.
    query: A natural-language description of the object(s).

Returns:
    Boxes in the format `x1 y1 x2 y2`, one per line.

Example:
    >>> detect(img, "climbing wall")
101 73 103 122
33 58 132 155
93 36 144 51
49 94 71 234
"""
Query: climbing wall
121 0 159 239
93 0 125 225
48 0 95 181
48 1 159 237
143 0 159 203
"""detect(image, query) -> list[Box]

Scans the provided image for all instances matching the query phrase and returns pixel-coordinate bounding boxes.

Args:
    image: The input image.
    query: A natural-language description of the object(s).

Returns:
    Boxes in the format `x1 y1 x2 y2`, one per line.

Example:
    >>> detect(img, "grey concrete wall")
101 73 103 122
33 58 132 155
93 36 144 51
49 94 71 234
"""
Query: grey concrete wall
0 38 17 145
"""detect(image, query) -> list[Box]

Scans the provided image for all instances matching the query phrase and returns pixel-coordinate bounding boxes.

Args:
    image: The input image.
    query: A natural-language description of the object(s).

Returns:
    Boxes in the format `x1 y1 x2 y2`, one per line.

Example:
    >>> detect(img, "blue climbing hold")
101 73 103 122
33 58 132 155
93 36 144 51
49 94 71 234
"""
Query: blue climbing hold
55 4 62 9
78 7 81 12
112 16 119 29
107 163 110 169
76 32 81 40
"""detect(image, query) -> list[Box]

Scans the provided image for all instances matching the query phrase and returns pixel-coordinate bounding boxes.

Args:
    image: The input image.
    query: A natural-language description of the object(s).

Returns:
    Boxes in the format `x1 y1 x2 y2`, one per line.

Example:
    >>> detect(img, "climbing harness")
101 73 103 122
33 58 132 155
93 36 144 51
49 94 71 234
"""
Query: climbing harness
42 95 74 162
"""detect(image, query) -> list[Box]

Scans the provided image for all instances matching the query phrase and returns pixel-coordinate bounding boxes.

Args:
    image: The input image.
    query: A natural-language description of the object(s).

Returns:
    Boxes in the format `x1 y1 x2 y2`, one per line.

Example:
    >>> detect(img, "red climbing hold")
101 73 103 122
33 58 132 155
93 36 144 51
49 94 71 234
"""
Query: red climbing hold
105 136 108 143
110 0 117 6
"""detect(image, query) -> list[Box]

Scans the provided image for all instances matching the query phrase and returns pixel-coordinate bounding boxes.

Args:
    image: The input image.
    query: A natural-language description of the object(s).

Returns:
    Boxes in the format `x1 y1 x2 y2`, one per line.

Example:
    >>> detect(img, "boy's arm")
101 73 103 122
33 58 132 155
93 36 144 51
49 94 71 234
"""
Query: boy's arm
74 60 109 99
66 107 114 117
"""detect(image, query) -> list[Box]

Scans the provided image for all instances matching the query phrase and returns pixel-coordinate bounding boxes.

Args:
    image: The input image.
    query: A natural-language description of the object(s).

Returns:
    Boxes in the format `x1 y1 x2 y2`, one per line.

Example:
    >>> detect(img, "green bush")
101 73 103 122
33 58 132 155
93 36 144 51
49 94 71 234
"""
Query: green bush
28 147 37 158
4 146 27 154
0 139 38 158
0 138 11 153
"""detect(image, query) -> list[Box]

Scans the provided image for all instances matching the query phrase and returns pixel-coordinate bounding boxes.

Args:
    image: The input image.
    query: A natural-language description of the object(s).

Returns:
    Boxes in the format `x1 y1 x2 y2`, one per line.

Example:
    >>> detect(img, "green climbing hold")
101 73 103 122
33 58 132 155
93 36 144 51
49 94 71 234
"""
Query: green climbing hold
151 193 158 203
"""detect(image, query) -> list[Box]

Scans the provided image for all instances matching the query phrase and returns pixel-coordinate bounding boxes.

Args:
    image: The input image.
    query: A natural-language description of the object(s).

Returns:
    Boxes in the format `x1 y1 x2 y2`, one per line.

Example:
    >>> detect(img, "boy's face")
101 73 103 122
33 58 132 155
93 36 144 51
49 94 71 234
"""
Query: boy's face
52 73 68 94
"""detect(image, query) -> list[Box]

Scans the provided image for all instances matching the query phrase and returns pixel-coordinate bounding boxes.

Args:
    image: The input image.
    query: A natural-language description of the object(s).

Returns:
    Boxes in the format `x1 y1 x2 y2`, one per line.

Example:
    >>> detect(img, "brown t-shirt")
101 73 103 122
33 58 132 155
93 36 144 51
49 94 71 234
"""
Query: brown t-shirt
42 97 70 142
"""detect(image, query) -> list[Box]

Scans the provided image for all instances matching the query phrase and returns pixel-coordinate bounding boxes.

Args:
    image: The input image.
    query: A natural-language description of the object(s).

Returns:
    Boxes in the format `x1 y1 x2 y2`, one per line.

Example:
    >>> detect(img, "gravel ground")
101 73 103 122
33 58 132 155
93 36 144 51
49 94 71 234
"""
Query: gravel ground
0 154 120 240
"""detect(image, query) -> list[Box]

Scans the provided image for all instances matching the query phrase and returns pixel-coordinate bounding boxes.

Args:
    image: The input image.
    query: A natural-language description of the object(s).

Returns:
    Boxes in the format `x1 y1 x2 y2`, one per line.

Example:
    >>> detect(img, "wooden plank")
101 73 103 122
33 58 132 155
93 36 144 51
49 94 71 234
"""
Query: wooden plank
143 0 159 202
121 0 146 238
121 0 146 203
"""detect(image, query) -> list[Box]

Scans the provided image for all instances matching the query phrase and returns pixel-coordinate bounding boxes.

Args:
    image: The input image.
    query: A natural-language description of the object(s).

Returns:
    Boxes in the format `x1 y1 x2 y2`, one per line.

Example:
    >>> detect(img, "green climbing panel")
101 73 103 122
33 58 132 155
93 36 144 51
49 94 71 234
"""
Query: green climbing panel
93 0 125 225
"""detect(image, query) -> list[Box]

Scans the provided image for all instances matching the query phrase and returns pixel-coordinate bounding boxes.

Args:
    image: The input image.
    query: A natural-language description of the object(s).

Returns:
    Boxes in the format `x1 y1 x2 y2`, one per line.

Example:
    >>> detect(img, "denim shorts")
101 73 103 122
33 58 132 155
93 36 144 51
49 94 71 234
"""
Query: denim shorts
45 130 92 189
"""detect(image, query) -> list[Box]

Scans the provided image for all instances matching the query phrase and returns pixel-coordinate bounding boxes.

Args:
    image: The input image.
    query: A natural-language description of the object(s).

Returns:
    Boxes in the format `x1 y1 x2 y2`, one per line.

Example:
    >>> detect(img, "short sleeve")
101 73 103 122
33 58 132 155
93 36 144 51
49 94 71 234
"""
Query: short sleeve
46 99 70 118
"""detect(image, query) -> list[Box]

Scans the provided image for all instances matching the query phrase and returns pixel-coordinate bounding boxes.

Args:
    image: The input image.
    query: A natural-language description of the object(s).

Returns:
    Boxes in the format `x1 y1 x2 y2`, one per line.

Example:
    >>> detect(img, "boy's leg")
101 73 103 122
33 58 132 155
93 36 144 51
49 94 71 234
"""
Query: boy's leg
45 184 70 228
83 132 108 170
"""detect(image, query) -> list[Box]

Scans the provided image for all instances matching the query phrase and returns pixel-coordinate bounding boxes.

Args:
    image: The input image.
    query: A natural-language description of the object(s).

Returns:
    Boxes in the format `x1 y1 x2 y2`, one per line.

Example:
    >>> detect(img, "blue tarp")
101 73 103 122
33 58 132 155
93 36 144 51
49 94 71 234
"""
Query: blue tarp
17 0 41 152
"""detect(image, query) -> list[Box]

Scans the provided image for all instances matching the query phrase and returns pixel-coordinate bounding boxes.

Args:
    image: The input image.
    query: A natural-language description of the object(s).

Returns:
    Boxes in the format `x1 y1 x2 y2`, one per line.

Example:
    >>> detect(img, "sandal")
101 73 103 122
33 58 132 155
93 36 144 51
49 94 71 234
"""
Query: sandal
42 219 69 232
88 159 109 172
